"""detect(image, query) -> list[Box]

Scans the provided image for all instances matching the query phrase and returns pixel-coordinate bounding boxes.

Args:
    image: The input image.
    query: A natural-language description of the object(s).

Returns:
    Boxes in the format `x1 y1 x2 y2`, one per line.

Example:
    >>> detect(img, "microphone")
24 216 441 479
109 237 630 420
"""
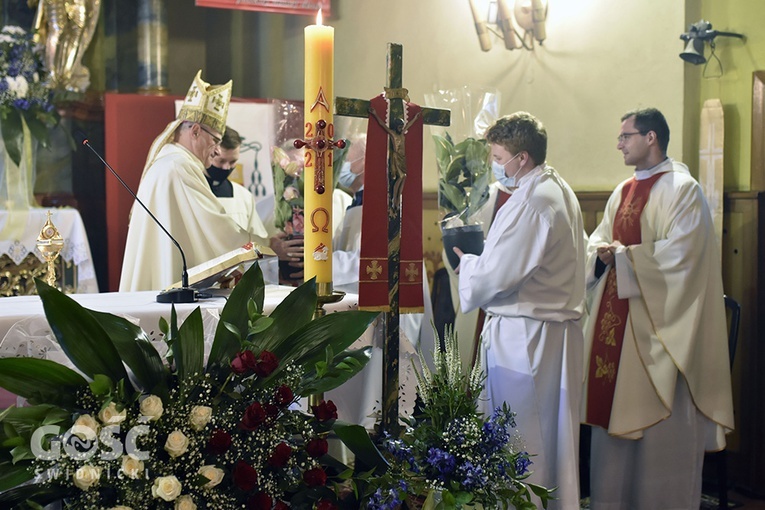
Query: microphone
77 131 197 304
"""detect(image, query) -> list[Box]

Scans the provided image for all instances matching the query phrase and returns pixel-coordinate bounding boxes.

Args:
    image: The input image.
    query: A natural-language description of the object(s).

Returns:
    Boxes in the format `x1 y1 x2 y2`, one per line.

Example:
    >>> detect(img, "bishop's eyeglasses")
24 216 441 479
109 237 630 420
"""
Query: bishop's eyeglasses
199 125 222 145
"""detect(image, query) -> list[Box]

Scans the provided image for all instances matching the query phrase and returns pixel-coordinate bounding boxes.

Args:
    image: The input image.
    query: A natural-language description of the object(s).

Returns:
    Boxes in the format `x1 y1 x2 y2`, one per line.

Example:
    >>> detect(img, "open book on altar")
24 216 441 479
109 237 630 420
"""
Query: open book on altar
166 242 276 291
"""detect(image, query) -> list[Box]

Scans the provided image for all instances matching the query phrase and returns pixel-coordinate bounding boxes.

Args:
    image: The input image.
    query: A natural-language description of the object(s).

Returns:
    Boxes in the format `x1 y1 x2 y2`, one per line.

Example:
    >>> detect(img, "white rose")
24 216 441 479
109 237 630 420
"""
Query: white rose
140 395 164 421
175 495 197 510
109 506 133 510
164 430 189 458
121 455 145 479
189 406 212 432
152 475 182 502
283 186 300 201
197 465 225 489
73 465 102 491
72 414 99 441
99 402 127 425
7 76 28 99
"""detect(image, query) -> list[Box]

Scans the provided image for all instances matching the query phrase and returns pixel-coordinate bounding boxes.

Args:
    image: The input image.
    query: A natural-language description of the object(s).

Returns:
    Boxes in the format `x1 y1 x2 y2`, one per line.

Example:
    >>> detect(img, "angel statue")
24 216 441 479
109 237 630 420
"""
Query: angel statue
33 0 102 93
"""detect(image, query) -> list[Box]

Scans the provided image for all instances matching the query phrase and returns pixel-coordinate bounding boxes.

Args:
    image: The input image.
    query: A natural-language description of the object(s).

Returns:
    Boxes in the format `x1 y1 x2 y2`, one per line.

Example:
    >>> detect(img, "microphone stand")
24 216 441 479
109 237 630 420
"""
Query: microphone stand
80 135 197 303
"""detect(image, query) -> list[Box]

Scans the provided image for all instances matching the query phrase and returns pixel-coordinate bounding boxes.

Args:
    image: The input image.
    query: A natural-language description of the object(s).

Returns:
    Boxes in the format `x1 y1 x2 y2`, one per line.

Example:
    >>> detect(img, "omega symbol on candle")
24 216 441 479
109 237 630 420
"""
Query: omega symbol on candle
310 207 330 233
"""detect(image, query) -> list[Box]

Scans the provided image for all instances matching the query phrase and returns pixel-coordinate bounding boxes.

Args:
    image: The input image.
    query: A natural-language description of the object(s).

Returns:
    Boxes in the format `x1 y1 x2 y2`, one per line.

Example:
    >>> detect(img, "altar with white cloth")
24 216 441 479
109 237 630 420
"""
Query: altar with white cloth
0 285 416 429
0 208 98 296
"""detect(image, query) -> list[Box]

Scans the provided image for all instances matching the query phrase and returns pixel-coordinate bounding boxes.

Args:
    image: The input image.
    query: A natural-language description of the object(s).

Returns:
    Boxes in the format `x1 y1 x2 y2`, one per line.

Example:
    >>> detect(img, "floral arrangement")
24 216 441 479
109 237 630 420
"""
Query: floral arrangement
271 142 351 234
358 327 552 509
0 25 59 167
271 144 306 235
0 264 380 509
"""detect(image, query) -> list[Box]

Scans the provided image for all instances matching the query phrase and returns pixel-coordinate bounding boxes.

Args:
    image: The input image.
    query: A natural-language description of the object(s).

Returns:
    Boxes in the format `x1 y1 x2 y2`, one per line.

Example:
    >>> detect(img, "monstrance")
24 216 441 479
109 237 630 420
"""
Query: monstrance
36 211 65 288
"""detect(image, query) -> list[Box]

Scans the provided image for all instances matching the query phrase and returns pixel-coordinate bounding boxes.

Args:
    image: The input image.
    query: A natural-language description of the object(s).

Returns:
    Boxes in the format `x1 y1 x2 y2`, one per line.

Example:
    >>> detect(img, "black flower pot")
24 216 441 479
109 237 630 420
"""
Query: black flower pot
442 224 484 270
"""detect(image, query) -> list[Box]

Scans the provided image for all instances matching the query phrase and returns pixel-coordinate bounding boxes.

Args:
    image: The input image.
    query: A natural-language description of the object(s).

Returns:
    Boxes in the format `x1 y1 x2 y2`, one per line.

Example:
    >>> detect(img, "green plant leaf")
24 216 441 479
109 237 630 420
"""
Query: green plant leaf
300 347 372 395
88 309 167 396
0 461 33 492
253 278 318 354
209 262 265 367
0 358 87 407
176 307 205 386
270 310 378 375
0 108 23 166
0 482 71 507
88 374 113 396
333 423 388 474
35 279 130 386
22 110 51 149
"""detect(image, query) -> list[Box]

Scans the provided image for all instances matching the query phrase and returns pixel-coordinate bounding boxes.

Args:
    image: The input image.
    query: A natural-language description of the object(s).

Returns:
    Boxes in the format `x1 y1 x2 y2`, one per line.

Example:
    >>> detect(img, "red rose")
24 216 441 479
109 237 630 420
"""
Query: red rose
305 437 329 458
268 441 292 468
275 385 294 407
263 403 279 419
273 502 289 510
254 350 279 377
311 400 338 422
207 429 232 455
241 402 268 431
233 460 259 492
316 500 338 510
232 350 257 374
246 491 273 510
303 466 327 487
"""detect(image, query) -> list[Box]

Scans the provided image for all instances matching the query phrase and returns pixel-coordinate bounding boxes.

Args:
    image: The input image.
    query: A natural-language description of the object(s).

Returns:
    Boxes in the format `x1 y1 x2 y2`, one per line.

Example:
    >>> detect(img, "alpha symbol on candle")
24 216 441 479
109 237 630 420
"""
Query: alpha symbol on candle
311 87 331 113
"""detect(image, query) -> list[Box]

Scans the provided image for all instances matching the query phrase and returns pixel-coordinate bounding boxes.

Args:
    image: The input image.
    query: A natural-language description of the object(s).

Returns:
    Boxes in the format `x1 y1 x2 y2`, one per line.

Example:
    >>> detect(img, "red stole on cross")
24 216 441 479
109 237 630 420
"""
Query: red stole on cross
358 94 424 313
585 172 666 429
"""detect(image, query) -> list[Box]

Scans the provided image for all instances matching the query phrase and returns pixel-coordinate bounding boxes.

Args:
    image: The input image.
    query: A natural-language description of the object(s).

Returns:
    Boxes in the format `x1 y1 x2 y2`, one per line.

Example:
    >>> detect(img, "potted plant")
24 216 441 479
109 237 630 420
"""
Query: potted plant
433 133 491 270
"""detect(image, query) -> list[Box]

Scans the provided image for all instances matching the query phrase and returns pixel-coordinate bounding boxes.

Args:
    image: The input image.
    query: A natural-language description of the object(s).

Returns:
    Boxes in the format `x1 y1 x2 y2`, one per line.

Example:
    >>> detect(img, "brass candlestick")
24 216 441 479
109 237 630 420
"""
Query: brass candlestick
36 211 65 287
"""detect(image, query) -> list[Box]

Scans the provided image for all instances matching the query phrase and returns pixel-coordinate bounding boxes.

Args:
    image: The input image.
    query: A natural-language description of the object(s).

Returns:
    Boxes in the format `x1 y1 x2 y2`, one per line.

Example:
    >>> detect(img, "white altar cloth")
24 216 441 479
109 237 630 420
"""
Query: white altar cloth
0 286 406 430
0 208 98 293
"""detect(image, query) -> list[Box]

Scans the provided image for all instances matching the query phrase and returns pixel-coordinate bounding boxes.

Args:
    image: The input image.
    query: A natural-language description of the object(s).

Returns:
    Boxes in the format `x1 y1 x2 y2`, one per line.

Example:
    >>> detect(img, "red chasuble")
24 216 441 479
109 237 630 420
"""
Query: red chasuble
585 172 666 429
358 94 424 312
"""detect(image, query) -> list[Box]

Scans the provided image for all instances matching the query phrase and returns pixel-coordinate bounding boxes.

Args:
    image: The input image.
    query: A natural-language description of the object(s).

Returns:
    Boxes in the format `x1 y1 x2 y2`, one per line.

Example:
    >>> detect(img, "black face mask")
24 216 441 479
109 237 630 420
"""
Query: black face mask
207 165 234 183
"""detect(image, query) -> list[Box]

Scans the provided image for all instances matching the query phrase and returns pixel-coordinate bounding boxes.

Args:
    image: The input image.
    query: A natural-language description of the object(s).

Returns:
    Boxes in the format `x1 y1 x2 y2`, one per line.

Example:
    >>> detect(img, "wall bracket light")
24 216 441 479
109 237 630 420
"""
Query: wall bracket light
469 0 548 52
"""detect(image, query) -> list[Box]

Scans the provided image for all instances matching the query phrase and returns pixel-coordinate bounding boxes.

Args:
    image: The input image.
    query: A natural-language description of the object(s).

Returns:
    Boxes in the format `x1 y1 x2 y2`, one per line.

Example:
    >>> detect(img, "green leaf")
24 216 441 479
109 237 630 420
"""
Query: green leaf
209 263 265 367
0 108 23 167
0 482 71 507
332 423 388 474
22 110 51 149
270 310 378 376
88 374 113 396
88 309 167 396
175 307 205 385
300 347 372 395
254 278 318 353
0 358 87 407
0 461 33 492
35 279 130 386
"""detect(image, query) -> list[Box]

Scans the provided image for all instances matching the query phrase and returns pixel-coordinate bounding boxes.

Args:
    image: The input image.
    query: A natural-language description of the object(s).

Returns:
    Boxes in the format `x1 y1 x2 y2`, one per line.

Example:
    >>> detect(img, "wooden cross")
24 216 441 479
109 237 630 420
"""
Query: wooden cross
335 43 450 434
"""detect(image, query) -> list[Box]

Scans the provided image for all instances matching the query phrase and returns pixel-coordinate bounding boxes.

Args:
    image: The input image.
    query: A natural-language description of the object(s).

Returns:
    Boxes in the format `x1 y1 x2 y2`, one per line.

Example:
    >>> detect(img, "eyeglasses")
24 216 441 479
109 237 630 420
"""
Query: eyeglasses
617 131 646 143
199 125 222 146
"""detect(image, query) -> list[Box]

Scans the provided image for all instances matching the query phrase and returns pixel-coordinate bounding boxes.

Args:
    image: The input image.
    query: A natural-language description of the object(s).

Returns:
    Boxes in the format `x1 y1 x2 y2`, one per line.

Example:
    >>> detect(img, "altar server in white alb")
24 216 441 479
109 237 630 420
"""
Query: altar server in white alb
583 107 734 510
120 71 269 292
454 112 586 510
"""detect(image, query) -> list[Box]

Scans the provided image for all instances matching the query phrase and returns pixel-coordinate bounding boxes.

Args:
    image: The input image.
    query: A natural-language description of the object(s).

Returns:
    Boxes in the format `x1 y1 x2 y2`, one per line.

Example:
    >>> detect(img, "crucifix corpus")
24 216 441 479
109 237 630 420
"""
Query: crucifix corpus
335 43 450 434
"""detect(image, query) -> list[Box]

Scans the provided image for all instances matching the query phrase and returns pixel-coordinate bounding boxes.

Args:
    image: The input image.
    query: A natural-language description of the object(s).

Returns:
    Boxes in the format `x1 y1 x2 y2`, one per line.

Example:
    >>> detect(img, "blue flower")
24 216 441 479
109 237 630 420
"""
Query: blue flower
515 453 533 476
459 461 488 490
425 447 456 479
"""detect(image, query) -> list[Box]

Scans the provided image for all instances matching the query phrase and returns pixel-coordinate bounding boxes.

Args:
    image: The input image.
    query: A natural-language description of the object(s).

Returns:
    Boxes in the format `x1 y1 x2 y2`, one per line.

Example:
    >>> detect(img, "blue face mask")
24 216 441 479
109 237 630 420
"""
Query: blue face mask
337 160 361 189
492 153 522 189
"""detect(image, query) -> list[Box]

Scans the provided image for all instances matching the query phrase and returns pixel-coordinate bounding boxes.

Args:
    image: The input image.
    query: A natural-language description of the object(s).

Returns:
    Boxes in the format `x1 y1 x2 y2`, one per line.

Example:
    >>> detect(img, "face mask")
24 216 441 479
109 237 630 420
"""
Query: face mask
207 164 234 183
492 153 522 189
337 160 359 189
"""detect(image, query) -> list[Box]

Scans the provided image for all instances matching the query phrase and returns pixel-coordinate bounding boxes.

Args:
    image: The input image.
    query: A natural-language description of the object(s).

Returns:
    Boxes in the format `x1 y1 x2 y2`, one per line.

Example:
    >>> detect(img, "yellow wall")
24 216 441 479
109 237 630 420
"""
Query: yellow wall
250 0 686 192
695 0 765 191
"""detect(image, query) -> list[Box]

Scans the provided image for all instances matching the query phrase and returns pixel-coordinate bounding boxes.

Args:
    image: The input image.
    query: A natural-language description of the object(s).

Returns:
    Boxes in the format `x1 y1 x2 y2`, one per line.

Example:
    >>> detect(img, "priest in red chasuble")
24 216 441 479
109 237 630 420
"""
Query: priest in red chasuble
583 108 734 510
455 112 586 510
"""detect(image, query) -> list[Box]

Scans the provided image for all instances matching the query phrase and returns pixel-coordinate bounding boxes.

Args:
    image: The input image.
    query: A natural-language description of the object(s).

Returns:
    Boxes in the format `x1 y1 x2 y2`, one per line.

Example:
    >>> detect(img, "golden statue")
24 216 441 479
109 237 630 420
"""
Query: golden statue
32 0 102 93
